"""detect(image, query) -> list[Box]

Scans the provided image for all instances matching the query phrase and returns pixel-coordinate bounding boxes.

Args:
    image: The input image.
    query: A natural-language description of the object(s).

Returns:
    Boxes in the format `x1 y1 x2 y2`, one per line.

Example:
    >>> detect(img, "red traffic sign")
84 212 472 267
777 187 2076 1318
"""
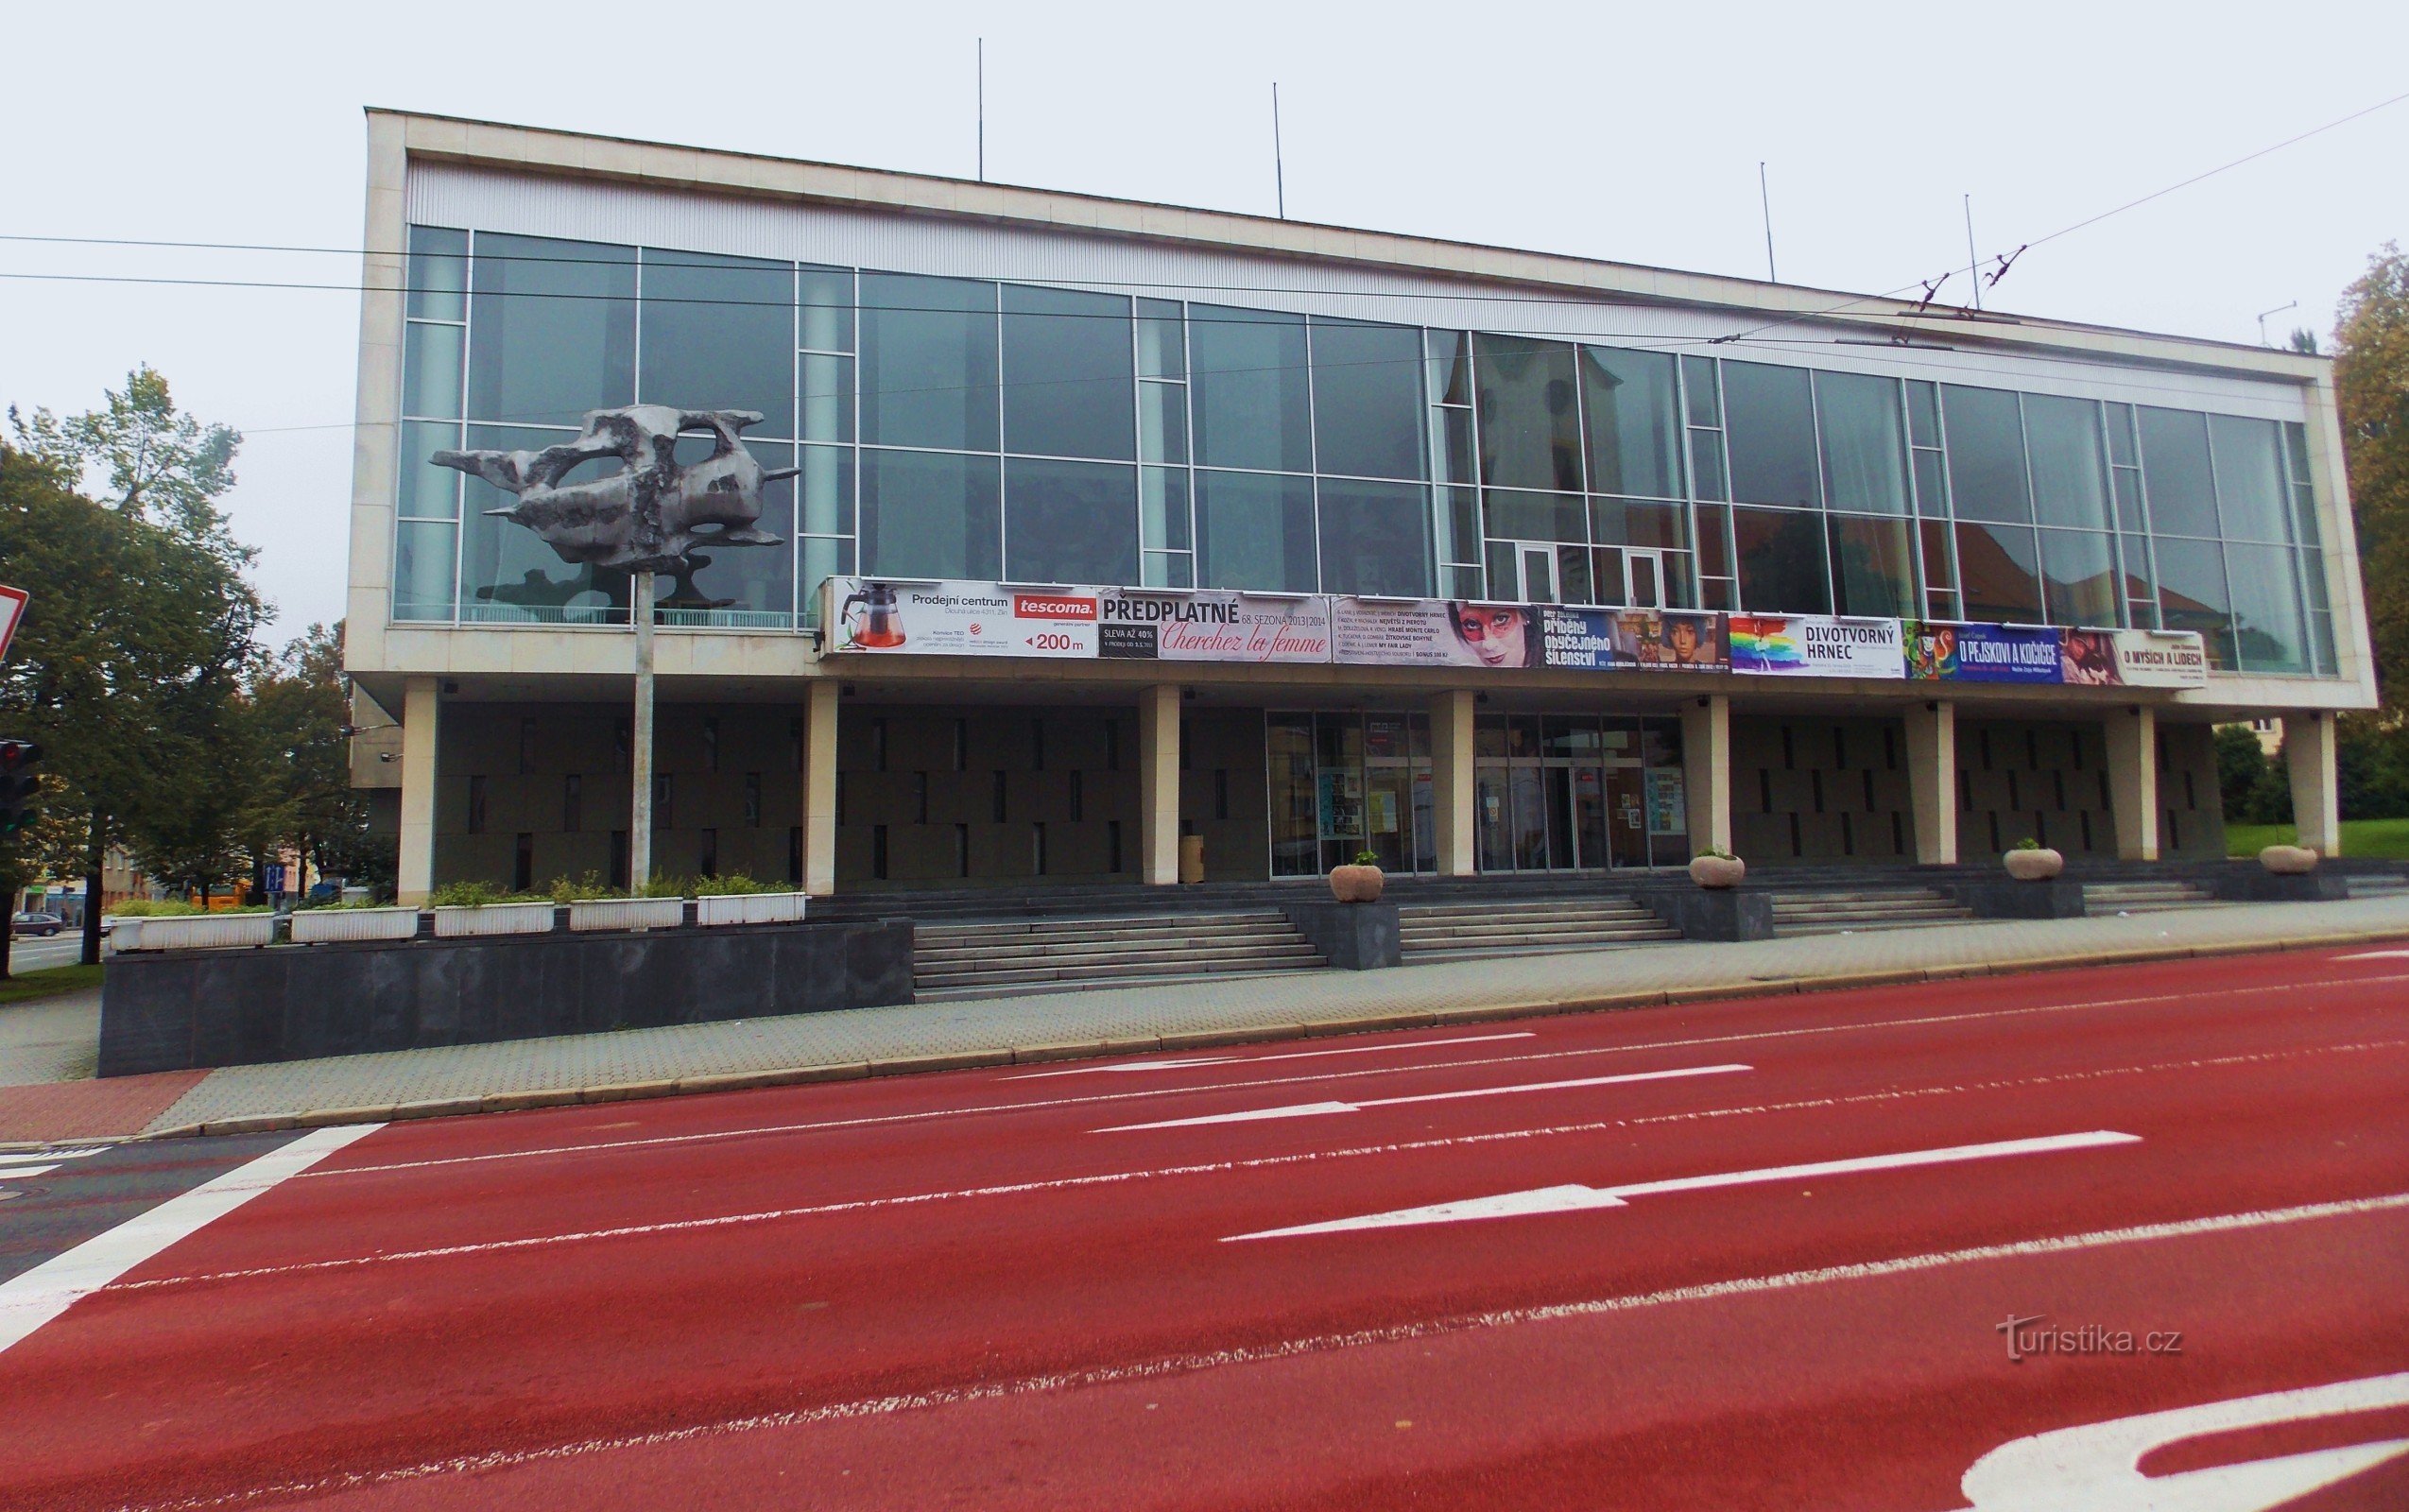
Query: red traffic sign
0 585 24 662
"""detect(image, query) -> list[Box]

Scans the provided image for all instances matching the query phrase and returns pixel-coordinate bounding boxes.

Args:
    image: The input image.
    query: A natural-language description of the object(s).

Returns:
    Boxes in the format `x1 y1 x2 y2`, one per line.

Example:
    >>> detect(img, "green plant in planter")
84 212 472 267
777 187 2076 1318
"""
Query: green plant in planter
690 872 777 897
2012 837 2044 851
105 899 204 918
1351 849 1382 868
1698 846 1738 861
427 880 530 908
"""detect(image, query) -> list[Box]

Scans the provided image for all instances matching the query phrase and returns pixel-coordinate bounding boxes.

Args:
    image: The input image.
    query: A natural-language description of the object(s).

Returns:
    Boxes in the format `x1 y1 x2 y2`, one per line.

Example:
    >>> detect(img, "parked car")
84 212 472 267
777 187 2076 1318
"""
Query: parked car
9 911 65 937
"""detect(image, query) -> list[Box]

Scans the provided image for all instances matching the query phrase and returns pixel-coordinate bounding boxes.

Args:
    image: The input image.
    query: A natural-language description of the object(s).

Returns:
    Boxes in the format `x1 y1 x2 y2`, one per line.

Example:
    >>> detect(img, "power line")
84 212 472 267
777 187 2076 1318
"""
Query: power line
1712 84 2409 348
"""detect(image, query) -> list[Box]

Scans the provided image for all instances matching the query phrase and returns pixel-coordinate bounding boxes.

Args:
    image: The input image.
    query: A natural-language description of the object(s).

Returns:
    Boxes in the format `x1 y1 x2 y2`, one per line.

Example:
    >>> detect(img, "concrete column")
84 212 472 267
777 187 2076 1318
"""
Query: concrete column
2103 706 2160 862
1902 701 1958 866
800 679 839 896
2285 712 2342 856
1428 689 1476 876
1137 683 1180 885
395 676 440 905
1680 695 1731 855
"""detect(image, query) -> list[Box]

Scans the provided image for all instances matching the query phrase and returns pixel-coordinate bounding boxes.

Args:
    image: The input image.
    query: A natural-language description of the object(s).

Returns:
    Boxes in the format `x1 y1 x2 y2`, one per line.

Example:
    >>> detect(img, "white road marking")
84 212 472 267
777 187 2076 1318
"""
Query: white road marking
2338 948 2409 960
1006 1032 1535 1078
0 1165 60 1180
1227 1130 2143 1240
1953 1369 2409 1511
132 1040 2402 1295
0 1125 382 1355
305 972 2409 1183
1102 1063 1752 1131
101 1192 2409 1512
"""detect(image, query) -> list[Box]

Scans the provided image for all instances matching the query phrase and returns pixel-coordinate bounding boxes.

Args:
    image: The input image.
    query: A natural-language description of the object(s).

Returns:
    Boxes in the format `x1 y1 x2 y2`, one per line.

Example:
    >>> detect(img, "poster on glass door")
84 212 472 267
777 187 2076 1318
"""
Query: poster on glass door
1095 590 1332 664
1729 615 1904 679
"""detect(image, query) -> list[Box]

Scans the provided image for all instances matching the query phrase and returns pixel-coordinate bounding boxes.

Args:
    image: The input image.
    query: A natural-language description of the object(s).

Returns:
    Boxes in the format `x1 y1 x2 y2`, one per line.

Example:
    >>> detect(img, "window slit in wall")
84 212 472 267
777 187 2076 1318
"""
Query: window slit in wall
1759 769 1774 814
993 770 1008 822
1788 812 1802 857
1781 725 1795 770
1811 770 1825 814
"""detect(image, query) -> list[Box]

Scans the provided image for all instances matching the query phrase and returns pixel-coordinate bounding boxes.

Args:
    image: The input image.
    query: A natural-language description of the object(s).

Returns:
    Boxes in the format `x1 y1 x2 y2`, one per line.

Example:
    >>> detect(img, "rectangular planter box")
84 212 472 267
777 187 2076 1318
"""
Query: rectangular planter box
291 906 423 944
569 897 685 933
433 902 557 938
107 918 145 952
695 892 807 927
137 913 276 952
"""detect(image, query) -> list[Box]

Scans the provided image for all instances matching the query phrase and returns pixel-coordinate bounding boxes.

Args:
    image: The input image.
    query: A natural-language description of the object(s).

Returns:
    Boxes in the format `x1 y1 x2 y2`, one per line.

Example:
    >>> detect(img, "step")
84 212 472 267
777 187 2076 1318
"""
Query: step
1402 922 1676 946
917 966 1323 1003
917 940 1326 970
918 922 1304 951
916 952 1322 989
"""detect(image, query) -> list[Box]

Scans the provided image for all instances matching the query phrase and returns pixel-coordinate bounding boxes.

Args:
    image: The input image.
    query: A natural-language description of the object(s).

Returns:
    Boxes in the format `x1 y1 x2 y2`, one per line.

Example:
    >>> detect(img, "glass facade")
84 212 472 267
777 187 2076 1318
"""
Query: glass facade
1471 714 1691 871
392 223 2339 674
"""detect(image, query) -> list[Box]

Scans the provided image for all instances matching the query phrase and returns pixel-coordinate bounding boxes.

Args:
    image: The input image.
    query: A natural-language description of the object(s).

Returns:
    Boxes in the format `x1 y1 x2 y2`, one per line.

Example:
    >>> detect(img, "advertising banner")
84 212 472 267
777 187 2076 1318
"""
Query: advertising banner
1332 598 1537 669
1903 621 2063 684
823 578 1097 658
1540 608 1729 672
1096 590 1332 664
1729 615 1904 679
2060 628 2210 688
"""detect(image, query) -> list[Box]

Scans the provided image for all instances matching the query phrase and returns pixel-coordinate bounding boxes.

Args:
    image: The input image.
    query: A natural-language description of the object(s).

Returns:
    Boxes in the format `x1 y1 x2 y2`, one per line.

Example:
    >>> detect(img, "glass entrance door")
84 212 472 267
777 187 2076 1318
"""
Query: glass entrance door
1606 766 1650 867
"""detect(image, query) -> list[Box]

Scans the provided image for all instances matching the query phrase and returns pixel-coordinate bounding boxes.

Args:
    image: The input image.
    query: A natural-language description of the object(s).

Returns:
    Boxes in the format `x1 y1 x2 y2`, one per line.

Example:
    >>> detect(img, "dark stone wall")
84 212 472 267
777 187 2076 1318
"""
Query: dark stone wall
97 919 913 1077
1731 715 1917 867
1955 720 2117 863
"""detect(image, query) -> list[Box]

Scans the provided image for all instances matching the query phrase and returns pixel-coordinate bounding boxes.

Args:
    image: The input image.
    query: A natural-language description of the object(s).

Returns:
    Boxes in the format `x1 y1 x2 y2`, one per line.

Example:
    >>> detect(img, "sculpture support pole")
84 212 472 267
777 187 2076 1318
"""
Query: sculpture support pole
630 571 655 890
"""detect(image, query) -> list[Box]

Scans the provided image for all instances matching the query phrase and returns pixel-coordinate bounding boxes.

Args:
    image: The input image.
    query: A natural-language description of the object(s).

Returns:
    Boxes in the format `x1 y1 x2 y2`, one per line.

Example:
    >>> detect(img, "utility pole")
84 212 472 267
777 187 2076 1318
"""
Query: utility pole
1759 162 1777 283
630 571 654 891
1272 83 1286 219
1964 195 1981 312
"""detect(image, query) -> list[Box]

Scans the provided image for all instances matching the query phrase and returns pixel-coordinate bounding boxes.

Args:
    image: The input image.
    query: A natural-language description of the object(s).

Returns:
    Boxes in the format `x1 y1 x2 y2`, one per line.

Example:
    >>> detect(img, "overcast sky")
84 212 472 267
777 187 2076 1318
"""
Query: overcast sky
4 2 2402 642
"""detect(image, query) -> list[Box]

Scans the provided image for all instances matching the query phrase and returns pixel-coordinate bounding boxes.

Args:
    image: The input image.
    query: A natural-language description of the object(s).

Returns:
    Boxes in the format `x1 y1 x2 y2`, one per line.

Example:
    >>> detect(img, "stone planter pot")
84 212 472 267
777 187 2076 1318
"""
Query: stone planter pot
1328 864 1385 903
2004 848 2065 882
139 913 276 952
290 905 422 944
1688 855 1746 889
694 891 808 927
2258 844 2320 875
433 901 557 939
569 897 685 933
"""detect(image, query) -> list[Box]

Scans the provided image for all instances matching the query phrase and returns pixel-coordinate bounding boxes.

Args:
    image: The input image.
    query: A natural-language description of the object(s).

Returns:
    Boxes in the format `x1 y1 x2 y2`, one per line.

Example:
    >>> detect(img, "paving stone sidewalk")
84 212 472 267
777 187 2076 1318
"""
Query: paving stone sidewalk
5 896 2405 1145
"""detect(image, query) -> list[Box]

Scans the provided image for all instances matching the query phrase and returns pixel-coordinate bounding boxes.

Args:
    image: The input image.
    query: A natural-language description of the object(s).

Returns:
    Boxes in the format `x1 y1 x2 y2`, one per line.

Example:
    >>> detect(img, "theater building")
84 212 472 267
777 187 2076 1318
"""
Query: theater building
343 112 2373 904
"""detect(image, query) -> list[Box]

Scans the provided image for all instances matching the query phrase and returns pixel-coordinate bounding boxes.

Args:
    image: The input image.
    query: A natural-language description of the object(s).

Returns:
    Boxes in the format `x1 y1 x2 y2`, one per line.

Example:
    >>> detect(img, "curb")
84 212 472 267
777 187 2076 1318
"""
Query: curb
62 922 2409 1147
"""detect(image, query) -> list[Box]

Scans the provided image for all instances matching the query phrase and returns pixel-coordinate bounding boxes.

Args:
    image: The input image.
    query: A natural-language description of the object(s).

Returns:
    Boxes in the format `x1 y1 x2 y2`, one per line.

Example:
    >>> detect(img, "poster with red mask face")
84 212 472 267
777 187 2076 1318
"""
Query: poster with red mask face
1330 598 1538 669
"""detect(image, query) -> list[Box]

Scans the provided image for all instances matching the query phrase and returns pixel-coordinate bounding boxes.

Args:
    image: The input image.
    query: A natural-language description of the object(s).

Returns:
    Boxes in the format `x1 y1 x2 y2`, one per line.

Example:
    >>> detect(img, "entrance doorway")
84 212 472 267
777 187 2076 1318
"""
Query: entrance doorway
1472 713 1691 871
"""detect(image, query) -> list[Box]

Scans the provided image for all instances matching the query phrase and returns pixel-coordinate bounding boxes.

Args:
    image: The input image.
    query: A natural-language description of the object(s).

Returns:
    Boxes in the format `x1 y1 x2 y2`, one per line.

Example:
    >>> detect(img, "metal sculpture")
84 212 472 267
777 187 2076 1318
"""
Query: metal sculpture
432 405 794 576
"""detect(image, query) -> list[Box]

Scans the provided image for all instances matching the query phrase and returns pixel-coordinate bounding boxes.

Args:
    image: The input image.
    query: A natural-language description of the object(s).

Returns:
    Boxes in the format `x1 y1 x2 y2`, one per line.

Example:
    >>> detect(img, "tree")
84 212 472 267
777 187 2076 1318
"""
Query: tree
8 365 250 569
2214 724 2272 820
2335 244 2409 704
0 444 267 964
233 622 393 900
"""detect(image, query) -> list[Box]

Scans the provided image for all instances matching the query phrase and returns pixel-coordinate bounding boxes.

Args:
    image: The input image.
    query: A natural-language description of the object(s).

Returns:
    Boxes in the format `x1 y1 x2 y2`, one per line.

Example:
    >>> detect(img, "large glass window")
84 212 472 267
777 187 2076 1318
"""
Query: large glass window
1004 457 1137 585
1310 318 1426 480
1485 489 1589 544
392 522 457 622
1827 513 1918 618
859 274 998 452
1814 371 1908 515
2022 395 2111 531
2152 536 2234 667
1195 470 1316 592
638 249 794 427
405 225 468 322
1002 284 1133 461
2039 529 2118 627
1723 362 1821 509
2209 414 2290 543
467 233 636 427
2137 407 2218 538
1941 386 2031 524
1317 479 1434 597
1474 335 1583 491
1956 522 2044 624
1190 305 1311 472
2226 541 2308 673
1732 507 1830 614
859 449 1001 579
1580 348 1683 500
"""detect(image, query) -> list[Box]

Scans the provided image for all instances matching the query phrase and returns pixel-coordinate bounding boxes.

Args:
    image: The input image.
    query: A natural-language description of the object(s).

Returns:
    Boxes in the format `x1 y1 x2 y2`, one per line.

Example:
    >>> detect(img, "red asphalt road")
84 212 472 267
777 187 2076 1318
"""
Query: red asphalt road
5 946 2408 1510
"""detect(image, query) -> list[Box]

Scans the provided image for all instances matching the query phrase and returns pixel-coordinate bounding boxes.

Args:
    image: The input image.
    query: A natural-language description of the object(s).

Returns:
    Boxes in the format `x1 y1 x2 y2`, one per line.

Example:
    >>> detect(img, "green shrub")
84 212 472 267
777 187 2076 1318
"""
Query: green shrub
426 880 529 908
105 899 203 918
542 871 620 903
690 872 777 897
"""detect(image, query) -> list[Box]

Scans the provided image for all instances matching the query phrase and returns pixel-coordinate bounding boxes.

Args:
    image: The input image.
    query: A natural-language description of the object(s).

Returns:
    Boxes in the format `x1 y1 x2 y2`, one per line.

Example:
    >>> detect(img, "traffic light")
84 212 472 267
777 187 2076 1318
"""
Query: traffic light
0 739 41 839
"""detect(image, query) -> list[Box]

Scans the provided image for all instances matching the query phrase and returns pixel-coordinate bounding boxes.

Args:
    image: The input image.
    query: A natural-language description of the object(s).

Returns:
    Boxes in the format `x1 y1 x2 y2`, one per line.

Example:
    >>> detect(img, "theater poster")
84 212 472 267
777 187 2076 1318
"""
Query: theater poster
1333 598 1538 669
2059 628 2209 688
1729 615 1903 679
1095 590 1332 664
1904 621 2063 684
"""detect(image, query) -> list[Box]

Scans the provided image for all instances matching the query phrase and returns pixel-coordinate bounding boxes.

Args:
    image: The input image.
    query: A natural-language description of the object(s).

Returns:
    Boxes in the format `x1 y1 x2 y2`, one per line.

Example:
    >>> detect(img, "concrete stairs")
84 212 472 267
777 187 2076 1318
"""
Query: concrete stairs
1769 886 1973 936
2084 879 2222 914
1399 896 1679 962
2348 872 2409 899
914 910 1324 1001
